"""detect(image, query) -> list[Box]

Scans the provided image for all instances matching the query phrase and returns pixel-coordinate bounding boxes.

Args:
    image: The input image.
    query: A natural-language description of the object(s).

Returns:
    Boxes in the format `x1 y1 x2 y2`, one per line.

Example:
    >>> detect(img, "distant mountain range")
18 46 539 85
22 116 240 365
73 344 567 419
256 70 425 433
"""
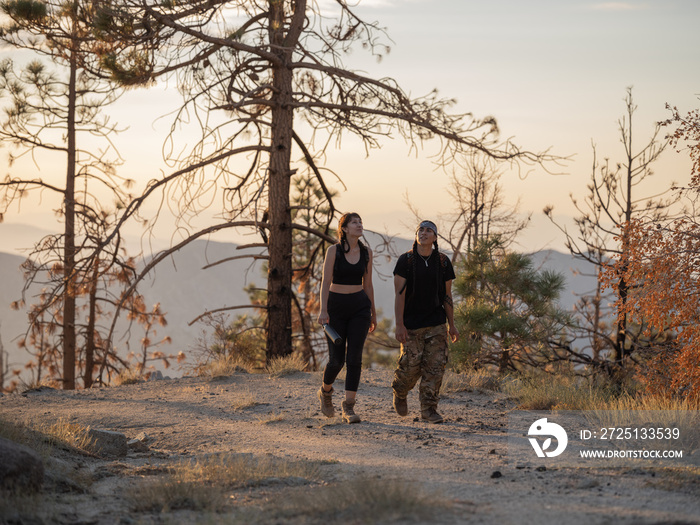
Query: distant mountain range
0 224 598 382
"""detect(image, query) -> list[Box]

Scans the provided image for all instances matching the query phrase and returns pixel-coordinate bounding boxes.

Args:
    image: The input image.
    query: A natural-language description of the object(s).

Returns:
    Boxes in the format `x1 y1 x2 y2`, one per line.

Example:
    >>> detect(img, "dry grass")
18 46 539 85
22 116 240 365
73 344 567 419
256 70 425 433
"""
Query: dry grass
256 410 286 424
588 394 700 451
127 474 226 513
0 417 93 522
0 416 96 458
502 370 700 414
230 388 260 411
194 354 254 379
602 393 700 412
441 369 500 394
501 373 615 411
0 417 37 448
125 452 321 514
270 476 454 523
503 373 700 454
36 418 97 454
112 367 145 386
266 353 308 378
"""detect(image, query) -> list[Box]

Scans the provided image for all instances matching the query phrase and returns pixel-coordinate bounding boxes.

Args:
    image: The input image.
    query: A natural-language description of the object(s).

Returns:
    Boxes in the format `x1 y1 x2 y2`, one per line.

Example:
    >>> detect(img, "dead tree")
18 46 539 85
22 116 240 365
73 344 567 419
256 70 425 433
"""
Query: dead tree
0 0 174 388
94 0 560 360
545 87 679 370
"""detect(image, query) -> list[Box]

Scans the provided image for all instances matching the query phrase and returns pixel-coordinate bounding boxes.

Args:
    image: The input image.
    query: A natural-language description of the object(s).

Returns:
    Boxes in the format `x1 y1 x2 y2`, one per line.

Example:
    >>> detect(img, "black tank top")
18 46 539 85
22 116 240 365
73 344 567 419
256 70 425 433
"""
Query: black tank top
332 244 366 285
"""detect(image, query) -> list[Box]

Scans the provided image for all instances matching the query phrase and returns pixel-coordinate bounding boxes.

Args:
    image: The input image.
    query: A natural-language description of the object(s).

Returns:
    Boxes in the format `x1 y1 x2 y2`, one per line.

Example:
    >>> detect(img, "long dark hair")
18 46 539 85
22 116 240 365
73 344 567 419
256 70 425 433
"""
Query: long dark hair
337 212 363 253
335 212 368 274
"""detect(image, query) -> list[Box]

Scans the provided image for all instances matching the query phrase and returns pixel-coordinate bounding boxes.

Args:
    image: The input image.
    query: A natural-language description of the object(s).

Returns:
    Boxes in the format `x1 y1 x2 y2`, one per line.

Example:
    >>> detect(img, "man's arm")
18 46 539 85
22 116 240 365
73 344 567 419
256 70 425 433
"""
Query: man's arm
394 274 408 343
444 280 459 343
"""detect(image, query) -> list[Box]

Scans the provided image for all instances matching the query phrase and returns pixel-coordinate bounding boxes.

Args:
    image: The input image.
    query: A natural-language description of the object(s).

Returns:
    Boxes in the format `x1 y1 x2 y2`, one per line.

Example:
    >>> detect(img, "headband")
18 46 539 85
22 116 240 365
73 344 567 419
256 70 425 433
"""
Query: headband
417 220 438 236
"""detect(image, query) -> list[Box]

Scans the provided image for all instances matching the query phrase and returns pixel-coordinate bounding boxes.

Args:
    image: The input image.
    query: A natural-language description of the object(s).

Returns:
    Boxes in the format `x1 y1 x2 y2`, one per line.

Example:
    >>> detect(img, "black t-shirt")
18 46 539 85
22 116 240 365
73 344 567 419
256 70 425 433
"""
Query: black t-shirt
393 250 456 330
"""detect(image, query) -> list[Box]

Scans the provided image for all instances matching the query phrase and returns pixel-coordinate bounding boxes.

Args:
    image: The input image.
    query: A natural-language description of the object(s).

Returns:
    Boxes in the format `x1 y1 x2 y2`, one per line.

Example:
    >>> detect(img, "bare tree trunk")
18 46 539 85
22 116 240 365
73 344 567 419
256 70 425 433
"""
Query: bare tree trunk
614 95 636 366
84 256 100 388
63 50 78 390
265 0 303 360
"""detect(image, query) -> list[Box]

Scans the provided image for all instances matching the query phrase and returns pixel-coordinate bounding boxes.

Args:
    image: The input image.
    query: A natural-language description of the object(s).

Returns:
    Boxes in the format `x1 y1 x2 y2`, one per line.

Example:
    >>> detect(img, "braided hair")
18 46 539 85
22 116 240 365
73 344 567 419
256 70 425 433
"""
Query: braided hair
408 238 442 306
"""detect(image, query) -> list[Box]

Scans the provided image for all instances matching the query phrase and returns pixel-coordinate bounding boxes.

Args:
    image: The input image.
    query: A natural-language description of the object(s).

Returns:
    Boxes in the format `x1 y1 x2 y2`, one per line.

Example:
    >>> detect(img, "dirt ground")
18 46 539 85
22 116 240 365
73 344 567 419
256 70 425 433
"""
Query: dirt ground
1 367 699 524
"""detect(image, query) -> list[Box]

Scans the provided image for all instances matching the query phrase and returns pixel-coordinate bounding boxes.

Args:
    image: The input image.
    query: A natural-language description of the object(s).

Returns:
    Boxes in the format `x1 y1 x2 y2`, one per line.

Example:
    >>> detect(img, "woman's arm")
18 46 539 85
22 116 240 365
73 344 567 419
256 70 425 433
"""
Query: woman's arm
363 247 377 333
317 245 336 325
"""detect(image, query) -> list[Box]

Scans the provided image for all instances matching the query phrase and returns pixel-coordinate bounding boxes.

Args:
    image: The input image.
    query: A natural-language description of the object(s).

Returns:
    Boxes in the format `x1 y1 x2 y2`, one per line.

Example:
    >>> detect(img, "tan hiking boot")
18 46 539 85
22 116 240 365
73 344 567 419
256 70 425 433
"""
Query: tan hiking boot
318 386 335 418
341 400 361 424
421 407 444 424
393 392 408 416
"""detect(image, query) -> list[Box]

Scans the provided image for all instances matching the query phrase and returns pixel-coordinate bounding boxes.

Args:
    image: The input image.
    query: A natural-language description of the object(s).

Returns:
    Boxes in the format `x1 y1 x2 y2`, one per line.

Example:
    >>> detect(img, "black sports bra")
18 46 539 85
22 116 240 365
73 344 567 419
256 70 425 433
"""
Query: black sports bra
332 244 367 285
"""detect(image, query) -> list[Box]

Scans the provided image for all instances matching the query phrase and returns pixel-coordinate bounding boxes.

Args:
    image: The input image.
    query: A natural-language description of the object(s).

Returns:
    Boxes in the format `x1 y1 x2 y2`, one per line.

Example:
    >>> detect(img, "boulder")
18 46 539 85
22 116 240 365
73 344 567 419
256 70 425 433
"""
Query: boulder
0 436 44 491
127 432 153 452
87 429 127 458
147 370 163 381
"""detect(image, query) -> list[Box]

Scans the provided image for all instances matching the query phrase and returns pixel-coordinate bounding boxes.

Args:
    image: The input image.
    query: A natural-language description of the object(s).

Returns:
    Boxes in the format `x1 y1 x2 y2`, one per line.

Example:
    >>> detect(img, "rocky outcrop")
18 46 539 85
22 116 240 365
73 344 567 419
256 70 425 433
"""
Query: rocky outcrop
0 436 44 491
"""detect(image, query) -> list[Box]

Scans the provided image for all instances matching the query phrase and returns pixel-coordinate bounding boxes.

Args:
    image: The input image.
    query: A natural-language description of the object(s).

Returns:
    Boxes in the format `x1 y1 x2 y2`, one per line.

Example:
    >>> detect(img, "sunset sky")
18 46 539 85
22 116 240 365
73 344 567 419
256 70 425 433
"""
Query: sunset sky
328 0 700 251
1 0 699 254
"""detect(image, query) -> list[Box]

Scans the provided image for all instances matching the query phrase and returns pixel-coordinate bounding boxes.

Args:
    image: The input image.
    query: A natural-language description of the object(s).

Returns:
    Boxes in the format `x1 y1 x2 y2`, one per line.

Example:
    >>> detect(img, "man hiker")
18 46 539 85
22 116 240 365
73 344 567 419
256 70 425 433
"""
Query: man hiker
392 220 459 424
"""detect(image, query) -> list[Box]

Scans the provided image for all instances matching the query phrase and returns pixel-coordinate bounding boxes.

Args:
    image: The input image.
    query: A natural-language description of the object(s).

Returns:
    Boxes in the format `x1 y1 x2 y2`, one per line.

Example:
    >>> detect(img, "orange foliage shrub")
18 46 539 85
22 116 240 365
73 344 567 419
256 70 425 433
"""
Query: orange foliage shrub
605 104 700 399
617 218 700 398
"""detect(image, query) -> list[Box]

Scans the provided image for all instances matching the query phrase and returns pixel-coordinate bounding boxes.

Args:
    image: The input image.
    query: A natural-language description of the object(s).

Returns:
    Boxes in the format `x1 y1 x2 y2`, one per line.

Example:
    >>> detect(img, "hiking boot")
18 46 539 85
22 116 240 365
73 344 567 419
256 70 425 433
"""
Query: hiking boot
341 400 361 424
393 392 408 416
421 407 444 424
318 386 335 418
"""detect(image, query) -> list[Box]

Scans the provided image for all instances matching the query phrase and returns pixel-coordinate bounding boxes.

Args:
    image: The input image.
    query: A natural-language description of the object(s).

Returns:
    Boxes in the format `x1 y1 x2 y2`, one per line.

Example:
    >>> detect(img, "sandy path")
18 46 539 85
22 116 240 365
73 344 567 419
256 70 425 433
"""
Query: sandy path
1 368 698 524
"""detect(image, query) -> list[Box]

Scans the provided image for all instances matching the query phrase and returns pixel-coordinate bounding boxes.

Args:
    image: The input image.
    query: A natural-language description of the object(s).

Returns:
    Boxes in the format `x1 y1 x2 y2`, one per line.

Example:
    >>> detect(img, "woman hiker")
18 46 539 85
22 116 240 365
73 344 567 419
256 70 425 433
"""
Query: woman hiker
392 220 459 424
317 212 376 423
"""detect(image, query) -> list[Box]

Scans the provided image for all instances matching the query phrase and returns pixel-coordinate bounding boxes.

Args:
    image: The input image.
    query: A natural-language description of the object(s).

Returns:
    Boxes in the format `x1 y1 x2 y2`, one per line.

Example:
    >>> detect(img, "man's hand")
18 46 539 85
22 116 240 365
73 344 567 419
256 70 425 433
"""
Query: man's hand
395 324 408 344
448 324 460 343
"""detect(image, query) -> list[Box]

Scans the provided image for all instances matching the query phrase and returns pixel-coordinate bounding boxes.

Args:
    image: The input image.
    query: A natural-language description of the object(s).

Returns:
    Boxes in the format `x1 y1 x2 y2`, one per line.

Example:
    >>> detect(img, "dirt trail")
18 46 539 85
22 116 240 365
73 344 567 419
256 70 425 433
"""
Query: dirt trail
1 368 699 524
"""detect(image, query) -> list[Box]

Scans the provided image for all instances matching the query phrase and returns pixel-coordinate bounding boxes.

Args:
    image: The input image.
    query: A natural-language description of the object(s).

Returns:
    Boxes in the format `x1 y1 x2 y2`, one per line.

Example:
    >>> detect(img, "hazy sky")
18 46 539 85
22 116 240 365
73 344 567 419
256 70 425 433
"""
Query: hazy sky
327 0 700 251
1 0 699 253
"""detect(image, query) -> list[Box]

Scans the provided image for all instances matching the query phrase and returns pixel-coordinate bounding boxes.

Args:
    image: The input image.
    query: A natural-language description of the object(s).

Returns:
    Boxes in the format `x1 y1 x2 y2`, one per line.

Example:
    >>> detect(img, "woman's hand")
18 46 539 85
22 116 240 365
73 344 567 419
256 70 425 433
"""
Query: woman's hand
369 313 377 333
317 311 329 326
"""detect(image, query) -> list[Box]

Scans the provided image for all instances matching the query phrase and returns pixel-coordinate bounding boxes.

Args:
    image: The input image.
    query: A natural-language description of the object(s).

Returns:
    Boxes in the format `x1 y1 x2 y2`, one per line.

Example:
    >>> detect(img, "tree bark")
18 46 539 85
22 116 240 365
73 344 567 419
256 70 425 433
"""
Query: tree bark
84 255 100 389
63 48 78 390
265 0 299 360
614 96 635 366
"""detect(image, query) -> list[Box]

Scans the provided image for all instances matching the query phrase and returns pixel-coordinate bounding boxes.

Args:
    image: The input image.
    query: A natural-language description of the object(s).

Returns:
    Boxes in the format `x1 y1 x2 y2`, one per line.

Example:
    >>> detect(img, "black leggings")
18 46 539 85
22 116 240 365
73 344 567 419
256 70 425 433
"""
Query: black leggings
322 290 372 392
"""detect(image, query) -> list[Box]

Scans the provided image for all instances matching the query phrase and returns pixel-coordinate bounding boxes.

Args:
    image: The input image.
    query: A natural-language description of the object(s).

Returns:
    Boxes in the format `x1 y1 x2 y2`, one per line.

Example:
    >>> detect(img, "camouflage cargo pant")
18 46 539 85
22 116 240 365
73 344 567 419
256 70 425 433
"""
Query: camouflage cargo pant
392 324 448 411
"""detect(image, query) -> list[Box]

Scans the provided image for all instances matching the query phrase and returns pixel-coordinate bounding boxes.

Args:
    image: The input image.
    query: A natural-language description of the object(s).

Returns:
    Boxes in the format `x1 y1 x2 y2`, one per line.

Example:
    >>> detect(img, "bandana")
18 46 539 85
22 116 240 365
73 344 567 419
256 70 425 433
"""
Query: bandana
417 220 438 236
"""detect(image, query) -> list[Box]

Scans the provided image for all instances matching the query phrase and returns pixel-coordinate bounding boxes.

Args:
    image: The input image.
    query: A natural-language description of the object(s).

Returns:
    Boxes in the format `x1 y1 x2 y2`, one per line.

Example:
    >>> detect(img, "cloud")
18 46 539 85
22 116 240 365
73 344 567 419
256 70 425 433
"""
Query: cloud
588 2 647 10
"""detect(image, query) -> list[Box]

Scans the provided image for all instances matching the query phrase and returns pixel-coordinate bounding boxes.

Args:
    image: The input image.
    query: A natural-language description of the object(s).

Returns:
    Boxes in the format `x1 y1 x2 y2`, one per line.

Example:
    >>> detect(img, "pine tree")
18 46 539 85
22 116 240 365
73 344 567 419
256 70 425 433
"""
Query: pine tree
453 238 569 373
